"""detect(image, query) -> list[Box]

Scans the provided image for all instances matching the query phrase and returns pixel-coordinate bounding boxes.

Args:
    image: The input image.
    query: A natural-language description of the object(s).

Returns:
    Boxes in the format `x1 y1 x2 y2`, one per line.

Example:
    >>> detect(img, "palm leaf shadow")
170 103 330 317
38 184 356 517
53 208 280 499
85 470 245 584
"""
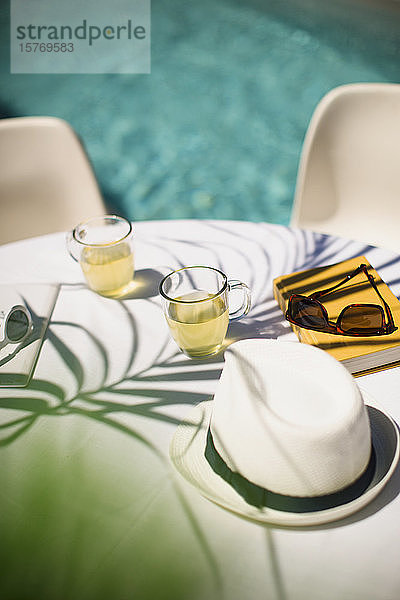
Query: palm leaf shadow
0 314 223 584
0 414 38 446
51 321 109 389
47 329 85 390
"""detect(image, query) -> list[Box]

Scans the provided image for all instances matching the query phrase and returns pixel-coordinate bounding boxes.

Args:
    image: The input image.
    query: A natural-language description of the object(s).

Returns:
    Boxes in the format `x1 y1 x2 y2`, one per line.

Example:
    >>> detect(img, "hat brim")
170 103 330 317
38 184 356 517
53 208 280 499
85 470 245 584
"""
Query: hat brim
170 393 399 527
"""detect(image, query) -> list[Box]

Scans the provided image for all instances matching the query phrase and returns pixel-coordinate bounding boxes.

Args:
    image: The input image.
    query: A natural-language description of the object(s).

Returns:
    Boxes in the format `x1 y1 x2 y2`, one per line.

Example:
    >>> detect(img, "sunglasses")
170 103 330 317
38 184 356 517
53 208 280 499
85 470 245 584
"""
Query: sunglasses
0 305 32 350
285 264 397 336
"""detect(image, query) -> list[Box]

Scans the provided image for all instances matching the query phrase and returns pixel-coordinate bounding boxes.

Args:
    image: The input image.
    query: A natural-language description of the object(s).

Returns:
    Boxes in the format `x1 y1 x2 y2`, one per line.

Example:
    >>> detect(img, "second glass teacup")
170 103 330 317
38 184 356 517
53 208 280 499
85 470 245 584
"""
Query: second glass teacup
160 266 251 358
67 215 134 298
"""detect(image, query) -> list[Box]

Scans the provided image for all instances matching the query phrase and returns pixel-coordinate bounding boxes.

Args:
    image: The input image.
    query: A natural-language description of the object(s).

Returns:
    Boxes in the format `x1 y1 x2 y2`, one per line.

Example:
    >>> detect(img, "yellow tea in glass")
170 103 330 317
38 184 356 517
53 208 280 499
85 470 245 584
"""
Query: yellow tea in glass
167 291 229 358
160 266 251 358
68 215 134 298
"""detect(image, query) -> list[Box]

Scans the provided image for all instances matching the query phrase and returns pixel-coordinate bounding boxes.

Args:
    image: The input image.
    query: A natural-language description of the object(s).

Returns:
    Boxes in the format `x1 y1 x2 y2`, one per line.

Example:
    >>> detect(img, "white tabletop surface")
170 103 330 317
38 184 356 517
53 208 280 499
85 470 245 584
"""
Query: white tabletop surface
1 219 400 600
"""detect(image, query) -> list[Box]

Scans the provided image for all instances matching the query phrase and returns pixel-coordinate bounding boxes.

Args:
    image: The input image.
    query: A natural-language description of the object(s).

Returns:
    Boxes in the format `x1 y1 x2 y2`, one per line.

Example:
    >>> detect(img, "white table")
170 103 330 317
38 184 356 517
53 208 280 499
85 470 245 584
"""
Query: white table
1 220 400 600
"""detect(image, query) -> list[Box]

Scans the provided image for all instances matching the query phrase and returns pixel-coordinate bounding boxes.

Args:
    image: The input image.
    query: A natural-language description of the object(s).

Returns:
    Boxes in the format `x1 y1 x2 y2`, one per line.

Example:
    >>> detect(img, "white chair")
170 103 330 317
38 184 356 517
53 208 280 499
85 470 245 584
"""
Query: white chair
0 116 106 245
291 83 400 253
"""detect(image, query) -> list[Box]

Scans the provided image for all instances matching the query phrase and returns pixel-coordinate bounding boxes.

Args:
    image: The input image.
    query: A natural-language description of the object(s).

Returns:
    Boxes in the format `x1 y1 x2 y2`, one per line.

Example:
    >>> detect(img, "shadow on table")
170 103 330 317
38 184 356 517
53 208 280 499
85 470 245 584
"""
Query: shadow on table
2 224 400 518
0 296 228 598
0 332 224 600
2 224 400 600
119 268 166 299
227 303 291 342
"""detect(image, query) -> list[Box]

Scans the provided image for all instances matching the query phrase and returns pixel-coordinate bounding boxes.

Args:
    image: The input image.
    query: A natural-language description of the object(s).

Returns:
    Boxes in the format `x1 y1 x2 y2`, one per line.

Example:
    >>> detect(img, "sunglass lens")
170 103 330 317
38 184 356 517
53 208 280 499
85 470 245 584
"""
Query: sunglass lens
340 305 384 335
289 297 328 330
7 309 30 342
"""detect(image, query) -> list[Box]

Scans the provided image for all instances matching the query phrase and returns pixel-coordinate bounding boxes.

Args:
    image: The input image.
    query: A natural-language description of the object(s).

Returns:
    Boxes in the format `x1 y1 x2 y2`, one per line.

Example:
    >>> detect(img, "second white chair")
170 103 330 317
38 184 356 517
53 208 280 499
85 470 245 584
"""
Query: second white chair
291 83 400 253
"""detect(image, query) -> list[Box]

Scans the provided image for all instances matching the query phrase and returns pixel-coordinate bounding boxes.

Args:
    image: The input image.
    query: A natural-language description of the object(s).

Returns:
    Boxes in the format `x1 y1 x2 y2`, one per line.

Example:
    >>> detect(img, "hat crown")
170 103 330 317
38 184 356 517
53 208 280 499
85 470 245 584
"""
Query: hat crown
210 340 371 497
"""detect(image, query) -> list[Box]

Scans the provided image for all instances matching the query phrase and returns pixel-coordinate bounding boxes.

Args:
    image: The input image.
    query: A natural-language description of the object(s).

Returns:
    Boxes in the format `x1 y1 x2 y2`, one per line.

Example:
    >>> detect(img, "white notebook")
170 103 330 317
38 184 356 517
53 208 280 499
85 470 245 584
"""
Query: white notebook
0 283 60 387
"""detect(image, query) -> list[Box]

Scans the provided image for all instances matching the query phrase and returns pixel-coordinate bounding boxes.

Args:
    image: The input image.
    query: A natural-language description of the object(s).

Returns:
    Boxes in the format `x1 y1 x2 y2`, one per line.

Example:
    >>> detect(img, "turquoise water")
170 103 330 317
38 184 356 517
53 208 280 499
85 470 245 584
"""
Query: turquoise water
0 0 399 224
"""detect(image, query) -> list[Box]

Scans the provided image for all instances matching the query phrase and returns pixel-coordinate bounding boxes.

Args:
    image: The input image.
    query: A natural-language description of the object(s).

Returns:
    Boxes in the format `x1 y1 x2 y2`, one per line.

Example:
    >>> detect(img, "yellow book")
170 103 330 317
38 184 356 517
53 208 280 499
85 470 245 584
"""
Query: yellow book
273 256 400 377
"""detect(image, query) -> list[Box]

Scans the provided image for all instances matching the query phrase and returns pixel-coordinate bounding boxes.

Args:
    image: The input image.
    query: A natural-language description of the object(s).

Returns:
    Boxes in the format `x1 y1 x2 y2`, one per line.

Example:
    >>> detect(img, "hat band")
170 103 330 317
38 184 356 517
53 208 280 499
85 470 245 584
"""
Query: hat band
205 429 376 513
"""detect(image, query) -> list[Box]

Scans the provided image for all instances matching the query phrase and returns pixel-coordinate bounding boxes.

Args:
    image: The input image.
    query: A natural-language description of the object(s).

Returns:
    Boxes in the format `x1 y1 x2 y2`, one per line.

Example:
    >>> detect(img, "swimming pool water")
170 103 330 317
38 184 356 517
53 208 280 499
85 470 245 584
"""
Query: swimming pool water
0 0 399 225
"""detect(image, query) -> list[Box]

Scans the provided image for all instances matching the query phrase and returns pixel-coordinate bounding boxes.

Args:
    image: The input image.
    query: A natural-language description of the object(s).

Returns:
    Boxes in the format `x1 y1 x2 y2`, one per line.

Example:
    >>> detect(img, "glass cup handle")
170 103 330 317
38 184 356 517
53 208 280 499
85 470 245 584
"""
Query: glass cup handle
66 231 79 262
227 280 251 320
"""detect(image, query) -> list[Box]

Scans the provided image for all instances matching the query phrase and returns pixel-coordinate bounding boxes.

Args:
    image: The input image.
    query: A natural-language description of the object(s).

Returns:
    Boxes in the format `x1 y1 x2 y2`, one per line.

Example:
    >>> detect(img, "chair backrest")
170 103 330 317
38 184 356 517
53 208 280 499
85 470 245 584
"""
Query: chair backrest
0 116 106 245
291 83 400 252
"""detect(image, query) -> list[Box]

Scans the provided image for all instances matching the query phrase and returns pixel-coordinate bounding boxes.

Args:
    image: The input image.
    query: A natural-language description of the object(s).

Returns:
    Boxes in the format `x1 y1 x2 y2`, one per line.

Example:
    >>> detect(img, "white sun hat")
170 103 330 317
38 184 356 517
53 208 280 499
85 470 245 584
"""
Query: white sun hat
170 339 399 527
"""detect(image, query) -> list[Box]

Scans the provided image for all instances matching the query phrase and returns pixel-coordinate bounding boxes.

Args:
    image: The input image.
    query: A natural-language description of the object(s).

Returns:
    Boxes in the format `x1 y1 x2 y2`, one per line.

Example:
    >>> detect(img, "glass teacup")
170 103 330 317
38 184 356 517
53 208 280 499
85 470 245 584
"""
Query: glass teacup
160 266 251 358
67 215 134 298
